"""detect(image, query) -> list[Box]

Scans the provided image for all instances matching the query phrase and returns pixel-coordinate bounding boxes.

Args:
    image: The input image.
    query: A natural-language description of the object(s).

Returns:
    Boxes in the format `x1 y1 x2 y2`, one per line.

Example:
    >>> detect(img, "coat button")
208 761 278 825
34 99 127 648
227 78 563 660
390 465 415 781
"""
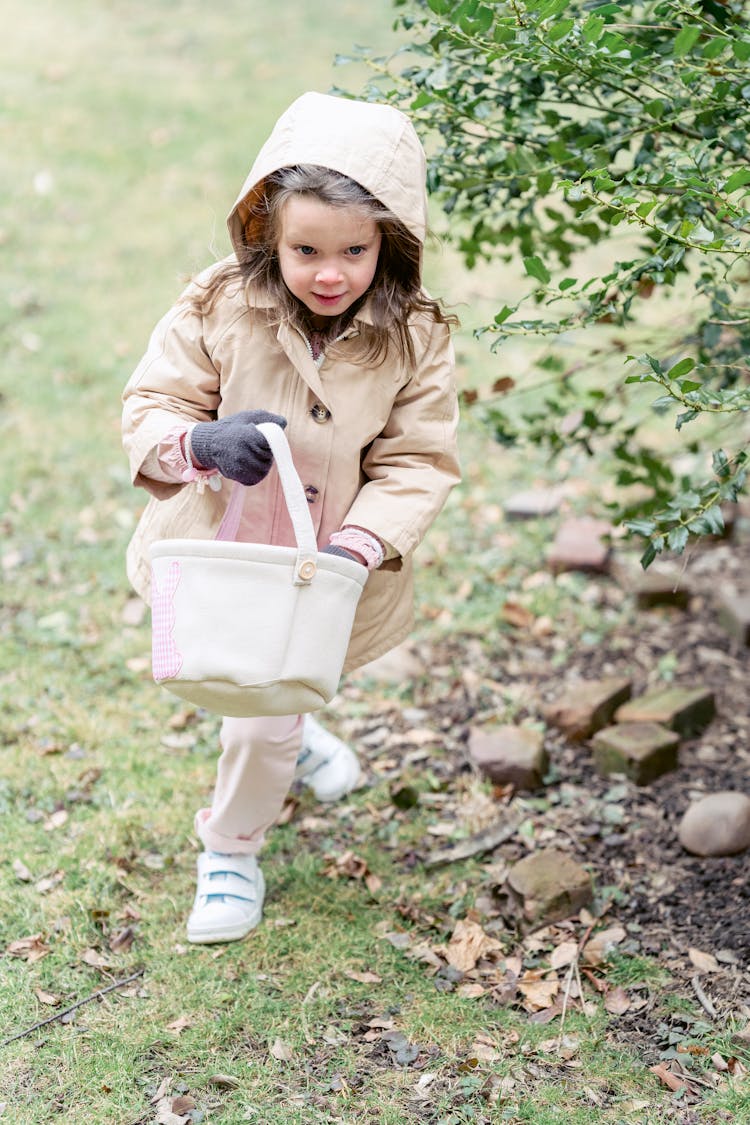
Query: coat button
298 560 317 581
310 403 331 423
304 485 319 503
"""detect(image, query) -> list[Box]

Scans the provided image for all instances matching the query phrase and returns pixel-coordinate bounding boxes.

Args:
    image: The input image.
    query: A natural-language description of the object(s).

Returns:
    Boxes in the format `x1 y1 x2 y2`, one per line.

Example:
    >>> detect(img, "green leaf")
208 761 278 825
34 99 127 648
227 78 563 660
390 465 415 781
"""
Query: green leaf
523 256 551 285
582 14 605 44
667 526 688 553
645 98 666 119
494 305 514 325
674 26 702 57
732 39 750 61
640 540 658 569
626 518 656 537
724 169 750 193
667 357 695 379
548 18 575 42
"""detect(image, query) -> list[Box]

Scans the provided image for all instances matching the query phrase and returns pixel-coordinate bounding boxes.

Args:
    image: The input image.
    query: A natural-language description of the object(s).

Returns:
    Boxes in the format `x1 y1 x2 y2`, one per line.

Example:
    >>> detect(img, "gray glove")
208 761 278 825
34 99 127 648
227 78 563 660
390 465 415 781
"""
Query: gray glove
190 410 287 486
321 544 365 566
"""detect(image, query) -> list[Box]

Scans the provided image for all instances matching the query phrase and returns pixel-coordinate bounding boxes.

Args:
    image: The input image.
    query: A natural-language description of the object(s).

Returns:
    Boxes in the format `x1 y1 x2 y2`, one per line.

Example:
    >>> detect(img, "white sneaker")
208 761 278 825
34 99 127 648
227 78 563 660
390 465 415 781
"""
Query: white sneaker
186 851 265 944
294 715 362 803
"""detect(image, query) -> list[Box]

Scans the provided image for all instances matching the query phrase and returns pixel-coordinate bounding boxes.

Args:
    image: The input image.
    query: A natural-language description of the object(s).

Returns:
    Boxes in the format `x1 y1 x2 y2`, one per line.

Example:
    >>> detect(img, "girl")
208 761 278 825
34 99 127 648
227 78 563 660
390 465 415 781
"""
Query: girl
122 92 461 944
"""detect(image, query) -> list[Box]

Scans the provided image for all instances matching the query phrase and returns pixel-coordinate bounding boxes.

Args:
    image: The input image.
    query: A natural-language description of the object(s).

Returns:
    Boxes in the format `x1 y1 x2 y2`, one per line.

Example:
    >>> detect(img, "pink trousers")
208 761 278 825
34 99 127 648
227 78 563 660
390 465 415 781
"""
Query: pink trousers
194 715 303 854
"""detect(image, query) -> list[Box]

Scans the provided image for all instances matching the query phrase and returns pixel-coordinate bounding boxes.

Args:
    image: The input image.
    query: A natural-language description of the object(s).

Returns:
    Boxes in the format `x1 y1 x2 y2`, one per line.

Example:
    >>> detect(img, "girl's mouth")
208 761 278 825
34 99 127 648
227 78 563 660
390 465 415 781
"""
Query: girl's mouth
312 292 346 305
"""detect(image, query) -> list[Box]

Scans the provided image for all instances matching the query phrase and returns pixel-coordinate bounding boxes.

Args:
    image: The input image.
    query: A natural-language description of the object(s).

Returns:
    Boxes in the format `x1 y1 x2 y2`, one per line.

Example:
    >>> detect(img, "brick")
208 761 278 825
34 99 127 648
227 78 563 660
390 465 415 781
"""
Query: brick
547 517 612 575
615 686 716 736
717 590 750 645
506 849 592 930
468 725 548 790
634 570 692 610
591 722 679 785
543 677 633 741
504 487 563 521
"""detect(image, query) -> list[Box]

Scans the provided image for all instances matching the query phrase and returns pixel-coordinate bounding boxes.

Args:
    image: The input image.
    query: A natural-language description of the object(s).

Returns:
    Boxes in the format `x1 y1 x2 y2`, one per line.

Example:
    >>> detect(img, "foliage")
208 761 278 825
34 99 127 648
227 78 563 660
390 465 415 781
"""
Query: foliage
341 0 750 563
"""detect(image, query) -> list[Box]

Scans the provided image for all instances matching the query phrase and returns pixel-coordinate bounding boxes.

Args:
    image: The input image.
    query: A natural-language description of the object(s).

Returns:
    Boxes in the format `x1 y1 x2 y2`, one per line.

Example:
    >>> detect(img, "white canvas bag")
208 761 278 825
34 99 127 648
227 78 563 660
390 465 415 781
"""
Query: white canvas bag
149 422 367 716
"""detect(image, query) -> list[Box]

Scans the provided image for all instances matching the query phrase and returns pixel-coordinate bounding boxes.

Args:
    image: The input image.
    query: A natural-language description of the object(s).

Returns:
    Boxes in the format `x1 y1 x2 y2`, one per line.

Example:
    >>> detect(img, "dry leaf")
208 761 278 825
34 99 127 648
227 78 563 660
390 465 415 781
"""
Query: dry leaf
518 978 560 1012
12 859 33 882
582 925 626 966
500 601 535 629
323 850 369 881
7 934 50 962
345 970 382 984
81 948 111 970
34 988 60 1006
109 926 135 952
604 986 631 1015
550 941 578 970
456 982 486 999
446 918 503 972
43 809 68 832
689 947 720 973
649 1062 686 1093
270 1037 294 1061
166 1015 192 1033
35 871 64 894
171 1095 196 1115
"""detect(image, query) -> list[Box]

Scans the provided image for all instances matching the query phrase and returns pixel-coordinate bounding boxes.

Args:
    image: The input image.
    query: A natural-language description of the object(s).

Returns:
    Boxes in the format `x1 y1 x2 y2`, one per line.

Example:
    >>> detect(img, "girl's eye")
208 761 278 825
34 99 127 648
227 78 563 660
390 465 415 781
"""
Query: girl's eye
297 246 315 256
348 246 365 256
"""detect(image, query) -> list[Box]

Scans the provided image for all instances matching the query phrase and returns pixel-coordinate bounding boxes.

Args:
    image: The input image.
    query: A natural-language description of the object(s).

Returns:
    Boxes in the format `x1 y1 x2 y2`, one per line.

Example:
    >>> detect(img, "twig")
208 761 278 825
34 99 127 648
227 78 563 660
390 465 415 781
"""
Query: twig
301 980 321 1046
424 817 520 868
556 919 597 1053
2 968 145 1046
691 974 718 1019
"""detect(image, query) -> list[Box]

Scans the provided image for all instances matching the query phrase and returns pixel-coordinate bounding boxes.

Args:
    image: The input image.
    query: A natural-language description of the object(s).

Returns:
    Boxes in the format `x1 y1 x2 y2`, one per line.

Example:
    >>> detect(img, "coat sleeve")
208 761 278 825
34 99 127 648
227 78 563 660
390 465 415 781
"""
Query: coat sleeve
342 318 461 560
122 300 222 498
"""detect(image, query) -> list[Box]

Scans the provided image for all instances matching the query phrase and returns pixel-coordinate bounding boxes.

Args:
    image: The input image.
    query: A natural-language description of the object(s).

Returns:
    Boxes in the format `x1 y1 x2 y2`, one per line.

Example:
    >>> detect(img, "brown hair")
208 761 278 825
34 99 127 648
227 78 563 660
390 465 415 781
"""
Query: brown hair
185 165 456 367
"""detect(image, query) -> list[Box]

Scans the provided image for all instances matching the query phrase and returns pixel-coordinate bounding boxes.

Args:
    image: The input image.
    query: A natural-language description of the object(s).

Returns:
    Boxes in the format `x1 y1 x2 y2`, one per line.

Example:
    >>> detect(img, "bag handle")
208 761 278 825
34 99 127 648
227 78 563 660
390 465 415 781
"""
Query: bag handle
216 422 318 586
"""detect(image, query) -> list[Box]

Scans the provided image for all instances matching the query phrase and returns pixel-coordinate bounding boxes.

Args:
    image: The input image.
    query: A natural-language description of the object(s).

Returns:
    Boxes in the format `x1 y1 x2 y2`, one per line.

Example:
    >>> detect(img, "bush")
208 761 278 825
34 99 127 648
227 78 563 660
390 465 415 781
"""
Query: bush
342 0 750 563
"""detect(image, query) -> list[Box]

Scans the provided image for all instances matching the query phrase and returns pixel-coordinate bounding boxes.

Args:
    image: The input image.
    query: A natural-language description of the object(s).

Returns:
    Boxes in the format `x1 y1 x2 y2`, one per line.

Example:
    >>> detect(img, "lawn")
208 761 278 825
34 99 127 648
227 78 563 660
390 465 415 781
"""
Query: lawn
1 2 748 1123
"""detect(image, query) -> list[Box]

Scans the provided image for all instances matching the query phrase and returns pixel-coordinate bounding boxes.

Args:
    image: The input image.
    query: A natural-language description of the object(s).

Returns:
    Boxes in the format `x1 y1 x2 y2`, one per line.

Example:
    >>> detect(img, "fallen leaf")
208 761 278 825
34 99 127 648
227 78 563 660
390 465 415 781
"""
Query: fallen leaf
550 941 578 970
170 1095 196 1115
35 871 64 894
456 982 486 999
43 809 68 832
689 947 720 973
7 934 50 962
446 918 503 972
81 948 111 970
208 1074 240 1089
500 600 535 629
518 978 560 1012
649 1062 686 1093
109 926 135 952
582 925 626 966
345 970 382 984
270 1037 294 1061
34 988 60 1006
166 1015 192 1033
12 859 33 882
604 986 631 1015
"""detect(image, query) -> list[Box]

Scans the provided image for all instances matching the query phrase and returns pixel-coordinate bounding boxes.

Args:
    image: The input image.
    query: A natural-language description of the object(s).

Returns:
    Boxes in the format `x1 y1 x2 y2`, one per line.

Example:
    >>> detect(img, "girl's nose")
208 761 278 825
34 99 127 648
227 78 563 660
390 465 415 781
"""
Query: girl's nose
315 263 342 285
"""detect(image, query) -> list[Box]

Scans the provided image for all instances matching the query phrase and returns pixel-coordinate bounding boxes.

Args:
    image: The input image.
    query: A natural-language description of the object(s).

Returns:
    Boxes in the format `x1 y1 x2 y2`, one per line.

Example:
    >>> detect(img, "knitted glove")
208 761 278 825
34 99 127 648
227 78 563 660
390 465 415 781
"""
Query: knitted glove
190 410 287 486
321 544 366 566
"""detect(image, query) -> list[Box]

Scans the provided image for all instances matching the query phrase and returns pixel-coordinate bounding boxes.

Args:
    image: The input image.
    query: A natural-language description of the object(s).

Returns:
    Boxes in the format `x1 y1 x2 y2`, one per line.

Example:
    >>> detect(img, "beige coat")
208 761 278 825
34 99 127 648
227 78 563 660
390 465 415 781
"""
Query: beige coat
122 93 460 672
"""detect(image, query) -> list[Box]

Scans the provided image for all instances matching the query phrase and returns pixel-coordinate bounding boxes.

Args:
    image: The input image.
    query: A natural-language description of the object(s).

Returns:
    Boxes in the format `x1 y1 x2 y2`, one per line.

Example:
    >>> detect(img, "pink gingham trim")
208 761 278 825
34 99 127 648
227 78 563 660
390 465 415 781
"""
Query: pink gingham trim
151 560 183 681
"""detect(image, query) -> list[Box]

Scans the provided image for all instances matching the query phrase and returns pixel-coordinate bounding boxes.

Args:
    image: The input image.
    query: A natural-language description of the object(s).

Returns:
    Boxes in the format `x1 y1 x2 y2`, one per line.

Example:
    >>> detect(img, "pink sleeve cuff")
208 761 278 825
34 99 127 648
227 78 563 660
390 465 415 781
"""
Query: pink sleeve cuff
328 526 385 570
157 426 220 490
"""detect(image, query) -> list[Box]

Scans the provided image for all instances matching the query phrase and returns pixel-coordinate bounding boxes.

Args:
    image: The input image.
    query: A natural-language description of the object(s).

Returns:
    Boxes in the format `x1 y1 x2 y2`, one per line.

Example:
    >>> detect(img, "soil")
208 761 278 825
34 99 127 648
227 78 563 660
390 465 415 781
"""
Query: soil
340 531 750 1059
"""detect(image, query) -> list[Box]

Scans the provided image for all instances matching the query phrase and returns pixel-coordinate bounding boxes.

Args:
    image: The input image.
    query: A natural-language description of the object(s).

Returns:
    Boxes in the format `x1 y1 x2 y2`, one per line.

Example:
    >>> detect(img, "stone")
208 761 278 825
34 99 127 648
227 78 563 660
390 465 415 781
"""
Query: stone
543 677 633 741
615 686 716 736
717 590 750 646
634 569 692 610
679 792 750 856
504 487 564 521
547 517 612 575
468 725 548 790
506 849 592 930
591 722 680 785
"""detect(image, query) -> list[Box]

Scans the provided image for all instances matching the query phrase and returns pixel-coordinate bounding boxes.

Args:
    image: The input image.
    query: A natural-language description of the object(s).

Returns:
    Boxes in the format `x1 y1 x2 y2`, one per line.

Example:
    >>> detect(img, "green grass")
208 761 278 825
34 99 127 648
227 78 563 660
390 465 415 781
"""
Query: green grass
1 2 748 1122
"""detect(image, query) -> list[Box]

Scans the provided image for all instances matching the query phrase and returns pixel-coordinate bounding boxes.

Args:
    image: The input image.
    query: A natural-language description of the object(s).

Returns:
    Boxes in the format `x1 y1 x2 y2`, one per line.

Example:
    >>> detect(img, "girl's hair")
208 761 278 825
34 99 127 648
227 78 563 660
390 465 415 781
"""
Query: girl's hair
186 165 456 367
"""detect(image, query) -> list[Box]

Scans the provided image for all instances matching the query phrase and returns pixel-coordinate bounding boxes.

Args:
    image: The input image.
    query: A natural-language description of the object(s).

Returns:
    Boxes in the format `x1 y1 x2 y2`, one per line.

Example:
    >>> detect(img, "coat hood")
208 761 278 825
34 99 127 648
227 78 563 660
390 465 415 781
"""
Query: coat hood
226 92 429 255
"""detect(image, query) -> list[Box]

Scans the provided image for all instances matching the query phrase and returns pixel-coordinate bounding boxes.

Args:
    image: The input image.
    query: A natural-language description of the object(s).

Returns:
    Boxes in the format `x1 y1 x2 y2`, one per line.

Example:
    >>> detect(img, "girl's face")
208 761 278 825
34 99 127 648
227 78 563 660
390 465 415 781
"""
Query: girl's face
277 196 382 327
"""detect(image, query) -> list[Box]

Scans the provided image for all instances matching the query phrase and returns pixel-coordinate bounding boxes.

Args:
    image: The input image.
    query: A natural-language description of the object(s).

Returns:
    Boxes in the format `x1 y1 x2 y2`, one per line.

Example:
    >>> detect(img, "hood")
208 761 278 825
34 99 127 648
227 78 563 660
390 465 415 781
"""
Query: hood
226 92 428 256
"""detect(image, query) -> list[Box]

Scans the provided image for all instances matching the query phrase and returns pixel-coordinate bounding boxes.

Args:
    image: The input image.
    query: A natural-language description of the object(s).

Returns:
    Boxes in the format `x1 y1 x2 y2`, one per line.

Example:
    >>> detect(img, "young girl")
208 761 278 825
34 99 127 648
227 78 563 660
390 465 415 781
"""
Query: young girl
122 92 461 944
